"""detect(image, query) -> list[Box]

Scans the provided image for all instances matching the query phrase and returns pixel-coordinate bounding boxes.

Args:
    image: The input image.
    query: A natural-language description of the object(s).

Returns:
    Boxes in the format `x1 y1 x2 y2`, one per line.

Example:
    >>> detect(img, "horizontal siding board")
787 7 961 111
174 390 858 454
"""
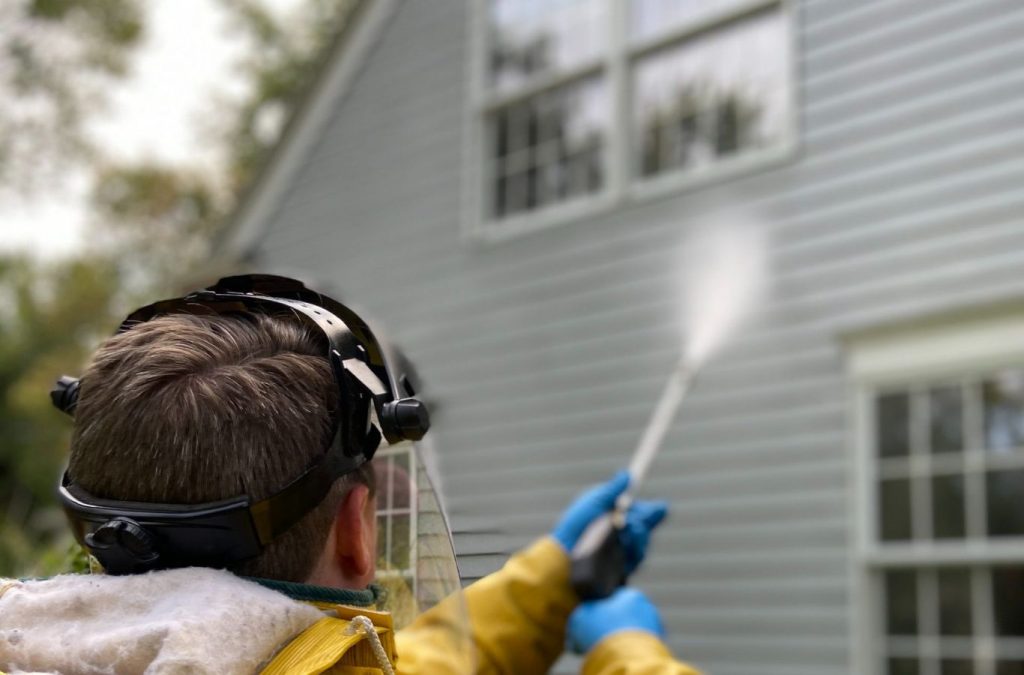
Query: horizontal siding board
447 432 843 485
804 67 1024 152
804 2 1023 93
647 575 849 603
802 0 910 36
450 460 847 514
804 0 1010 60
807 34 1024 121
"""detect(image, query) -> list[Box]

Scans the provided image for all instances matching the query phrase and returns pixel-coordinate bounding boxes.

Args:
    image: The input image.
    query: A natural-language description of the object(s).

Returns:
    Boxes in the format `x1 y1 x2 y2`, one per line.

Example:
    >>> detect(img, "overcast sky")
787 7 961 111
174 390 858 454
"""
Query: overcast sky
0 0 299 259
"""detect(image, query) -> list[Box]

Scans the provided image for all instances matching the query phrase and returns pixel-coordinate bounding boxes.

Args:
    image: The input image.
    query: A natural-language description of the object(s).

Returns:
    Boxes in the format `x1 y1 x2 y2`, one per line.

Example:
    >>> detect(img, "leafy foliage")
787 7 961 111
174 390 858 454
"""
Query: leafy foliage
0 0 144 196
0 255 121 576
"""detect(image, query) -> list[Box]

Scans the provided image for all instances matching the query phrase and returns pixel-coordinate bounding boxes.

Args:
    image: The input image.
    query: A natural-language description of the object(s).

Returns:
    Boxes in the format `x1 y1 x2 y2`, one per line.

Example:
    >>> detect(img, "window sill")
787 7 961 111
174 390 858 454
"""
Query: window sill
464 140 799 245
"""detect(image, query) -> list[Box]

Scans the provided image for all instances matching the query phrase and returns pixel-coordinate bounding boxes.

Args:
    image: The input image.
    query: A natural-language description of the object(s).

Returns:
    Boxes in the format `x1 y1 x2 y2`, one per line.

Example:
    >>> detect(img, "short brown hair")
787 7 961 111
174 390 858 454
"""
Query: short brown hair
68 312 373 581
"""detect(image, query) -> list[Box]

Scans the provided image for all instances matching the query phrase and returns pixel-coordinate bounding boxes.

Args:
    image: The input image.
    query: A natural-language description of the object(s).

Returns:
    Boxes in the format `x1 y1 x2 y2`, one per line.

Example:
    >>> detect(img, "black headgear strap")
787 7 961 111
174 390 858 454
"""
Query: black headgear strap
53 274 429 574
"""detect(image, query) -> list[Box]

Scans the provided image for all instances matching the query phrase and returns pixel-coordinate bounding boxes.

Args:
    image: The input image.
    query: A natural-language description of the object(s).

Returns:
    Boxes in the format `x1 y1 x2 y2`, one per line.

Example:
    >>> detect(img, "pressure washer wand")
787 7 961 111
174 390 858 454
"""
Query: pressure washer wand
570 358 697 600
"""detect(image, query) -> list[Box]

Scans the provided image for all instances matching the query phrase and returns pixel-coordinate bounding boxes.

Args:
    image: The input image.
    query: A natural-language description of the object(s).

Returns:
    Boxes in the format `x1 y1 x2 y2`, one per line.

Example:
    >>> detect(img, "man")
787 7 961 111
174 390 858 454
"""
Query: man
0 275 697 674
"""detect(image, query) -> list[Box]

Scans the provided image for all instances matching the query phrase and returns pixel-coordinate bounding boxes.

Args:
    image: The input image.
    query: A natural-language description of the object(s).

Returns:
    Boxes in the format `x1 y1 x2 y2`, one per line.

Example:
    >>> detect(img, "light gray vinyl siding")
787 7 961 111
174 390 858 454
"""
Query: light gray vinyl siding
240 0 1024 673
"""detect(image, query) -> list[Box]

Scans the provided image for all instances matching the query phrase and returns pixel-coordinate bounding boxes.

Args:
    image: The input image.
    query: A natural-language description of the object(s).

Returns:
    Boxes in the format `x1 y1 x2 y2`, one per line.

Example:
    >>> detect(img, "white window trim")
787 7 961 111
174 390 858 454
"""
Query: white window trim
461 0 801 244
845 306 1024 675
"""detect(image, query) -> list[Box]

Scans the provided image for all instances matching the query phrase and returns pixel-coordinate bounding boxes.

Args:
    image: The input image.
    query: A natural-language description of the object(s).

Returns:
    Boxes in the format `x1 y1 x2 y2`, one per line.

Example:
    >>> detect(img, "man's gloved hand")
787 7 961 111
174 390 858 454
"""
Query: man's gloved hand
568 587 666 654
551 470 669 574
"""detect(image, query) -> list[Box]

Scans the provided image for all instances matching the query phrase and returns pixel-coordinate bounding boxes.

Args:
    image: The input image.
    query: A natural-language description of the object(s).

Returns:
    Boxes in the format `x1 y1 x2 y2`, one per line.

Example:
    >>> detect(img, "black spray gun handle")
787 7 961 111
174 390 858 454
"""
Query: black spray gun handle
570 501 631 601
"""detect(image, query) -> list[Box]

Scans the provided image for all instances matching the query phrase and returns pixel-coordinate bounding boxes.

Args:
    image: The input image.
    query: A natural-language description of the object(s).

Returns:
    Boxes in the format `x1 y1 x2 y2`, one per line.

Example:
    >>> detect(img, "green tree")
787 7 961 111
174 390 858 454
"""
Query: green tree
0 0 144 196
0 255 121 574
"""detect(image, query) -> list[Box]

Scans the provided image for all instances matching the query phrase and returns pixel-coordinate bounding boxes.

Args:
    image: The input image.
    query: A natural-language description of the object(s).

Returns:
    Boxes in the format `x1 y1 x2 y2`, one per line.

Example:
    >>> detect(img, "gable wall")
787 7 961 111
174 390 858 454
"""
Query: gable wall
246 1 1024 672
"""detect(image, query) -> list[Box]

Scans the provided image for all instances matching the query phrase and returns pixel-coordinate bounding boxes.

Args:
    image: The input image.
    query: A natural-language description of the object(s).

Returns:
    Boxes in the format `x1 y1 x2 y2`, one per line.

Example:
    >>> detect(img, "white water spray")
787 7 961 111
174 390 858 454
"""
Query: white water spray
681 217 770 370
625 217 770 489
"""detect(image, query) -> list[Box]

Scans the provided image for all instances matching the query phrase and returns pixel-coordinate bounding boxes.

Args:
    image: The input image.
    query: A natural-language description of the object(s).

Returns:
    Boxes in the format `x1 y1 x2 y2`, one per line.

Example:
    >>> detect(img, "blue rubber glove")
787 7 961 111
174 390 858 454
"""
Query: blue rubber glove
620 499 669 575
568 587 666 654
551 471 669 575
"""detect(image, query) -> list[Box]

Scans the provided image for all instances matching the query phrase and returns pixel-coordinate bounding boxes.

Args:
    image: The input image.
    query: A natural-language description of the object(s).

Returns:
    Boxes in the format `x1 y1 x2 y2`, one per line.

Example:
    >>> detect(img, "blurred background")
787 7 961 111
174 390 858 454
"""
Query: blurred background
2 1 1023 674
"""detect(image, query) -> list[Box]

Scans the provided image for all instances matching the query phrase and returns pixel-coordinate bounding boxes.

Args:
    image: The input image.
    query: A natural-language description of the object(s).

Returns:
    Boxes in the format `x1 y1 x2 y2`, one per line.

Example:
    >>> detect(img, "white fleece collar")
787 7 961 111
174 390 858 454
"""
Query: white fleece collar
0 567 324 675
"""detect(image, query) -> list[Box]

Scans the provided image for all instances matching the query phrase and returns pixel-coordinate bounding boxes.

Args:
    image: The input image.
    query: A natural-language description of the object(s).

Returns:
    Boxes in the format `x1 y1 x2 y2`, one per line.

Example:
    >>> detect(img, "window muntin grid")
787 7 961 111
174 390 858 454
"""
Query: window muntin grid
881 566 1024 674
490 76 608 219
872 369 1024 674
479 0 792 225
375 446 416 579
875 374 1024 544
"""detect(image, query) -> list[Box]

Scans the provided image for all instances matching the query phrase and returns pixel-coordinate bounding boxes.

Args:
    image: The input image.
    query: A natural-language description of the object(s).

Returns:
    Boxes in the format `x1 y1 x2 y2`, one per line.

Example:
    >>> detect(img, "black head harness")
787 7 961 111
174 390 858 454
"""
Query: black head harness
52 274 429 574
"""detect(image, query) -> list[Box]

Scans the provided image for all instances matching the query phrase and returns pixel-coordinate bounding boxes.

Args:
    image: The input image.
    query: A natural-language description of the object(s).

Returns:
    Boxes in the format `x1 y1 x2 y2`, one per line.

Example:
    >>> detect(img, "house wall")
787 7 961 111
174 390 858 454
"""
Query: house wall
240 1 1024 673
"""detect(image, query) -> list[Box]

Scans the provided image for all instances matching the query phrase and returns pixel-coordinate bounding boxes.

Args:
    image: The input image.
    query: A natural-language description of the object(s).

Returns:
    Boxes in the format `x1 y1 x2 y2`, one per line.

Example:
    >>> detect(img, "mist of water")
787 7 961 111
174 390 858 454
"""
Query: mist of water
680 216 770 369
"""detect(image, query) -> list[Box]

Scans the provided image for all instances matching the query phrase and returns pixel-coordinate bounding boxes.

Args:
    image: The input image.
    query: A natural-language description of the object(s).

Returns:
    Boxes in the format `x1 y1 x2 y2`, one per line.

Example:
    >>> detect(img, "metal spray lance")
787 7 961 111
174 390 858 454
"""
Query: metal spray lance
570 356 698 600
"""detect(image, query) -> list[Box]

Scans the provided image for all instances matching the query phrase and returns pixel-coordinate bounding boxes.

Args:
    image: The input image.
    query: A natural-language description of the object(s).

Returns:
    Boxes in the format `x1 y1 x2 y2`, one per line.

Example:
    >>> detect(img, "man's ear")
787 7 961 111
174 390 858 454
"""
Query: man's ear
334 483 374 580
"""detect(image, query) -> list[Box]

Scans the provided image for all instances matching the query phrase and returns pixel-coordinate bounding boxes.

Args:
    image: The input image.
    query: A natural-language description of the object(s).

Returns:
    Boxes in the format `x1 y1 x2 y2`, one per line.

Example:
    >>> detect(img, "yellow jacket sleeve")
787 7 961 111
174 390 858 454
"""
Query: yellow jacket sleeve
581 631 702 675
395 536 577 675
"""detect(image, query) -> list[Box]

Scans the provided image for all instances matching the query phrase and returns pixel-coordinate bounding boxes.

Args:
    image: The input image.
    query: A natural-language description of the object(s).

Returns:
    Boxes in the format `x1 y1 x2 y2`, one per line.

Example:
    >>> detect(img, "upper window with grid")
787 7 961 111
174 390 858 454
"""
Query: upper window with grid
481 0 793 226
375 446 416 579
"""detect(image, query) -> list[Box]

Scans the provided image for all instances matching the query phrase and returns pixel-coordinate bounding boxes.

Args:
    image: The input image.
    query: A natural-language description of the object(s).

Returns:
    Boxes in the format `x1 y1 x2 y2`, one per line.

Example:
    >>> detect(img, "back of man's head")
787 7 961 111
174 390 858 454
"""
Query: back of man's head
68 311 372 582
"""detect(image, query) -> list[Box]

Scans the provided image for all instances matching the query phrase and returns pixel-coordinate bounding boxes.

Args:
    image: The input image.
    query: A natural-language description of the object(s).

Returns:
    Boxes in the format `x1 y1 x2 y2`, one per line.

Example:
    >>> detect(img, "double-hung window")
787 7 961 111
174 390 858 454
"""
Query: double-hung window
470 0 796 238
850 313 1024 675
376 445 417 583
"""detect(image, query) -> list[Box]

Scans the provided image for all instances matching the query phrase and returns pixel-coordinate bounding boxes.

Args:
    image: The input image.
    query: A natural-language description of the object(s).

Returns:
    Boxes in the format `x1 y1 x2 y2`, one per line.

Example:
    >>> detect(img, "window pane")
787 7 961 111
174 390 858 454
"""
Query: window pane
393 453 412 510
933 475 966 540
377 514 389 565
930 385 964 453
993 567 1024 636
634 9 790 178
878 393 912 458
489 0 606 92
391 514 411 571
938 569 972 635
941 661 974 675
490 77 607 219
631 0 754 42
889 658 919 675
881 479 913 542
987 470 1024 536
885 570 918 635
984 370 1024 453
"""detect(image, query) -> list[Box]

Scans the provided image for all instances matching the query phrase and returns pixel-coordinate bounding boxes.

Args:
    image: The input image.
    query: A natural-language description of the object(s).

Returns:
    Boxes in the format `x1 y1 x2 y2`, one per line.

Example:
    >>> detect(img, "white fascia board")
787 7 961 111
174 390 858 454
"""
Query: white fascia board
221 0 403 259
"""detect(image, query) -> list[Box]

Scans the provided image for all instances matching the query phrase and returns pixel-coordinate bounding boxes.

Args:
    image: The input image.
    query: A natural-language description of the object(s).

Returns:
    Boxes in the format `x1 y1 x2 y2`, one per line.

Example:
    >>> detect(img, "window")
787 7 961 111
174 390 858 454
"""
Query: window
373 438 464 625
850 313 1024 675
471 0 795 236
375 445 417 582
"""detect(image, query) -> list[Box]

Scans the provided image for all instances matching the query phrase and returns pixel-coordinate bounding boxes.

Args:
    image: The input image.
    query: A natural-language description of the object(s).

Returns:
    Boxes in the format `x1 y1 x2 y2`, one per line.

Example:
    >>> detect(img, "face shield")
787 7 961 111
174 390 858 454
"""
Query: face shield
371 437 474 673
